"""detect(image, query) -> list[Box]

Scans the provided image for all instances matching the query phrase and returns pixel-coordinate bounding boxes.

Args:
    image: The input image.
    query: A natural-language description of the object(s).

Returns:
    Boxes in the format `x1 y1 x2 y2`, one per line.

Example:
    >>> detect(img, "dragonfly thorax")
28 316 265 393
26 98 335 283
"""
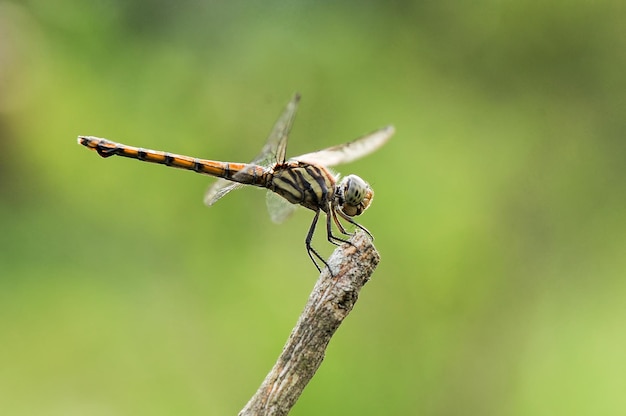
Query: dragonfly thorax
334 174 373 217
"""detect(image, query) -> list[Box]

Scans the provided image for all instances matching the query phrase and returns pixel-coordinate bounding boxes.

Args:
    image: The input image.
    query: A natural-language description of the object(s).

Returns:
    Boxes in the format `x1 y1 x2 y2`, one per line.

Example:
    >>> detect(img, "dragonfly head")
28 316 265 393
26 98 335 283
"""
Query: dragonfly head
335 174 374 217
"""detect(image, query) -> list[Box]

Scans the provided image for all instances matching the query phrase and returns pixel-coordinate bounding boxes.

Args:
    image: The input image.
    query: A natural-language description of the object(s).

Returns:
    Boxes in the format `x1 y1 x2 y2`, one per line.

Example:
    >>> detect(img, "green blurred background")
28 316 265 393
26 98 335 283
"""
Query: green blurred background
1 0 625 414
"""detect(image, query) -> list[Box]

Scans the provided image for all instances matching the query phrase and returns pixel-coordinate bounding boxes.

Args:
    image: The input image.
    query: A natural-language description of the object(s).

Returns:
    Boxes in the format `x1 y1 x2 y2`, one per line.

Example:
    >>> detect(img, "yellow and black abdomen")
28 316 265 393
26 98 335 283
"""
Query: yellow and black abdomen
77 136 267 186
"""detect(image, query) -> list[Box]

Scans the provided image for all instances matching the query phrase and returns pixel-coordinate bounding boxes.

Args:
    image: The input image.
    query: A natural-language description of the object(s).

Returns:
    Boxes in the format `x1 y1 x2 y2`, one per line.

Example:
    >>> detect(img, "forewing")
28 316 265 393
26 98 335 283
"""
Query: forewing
251 93 300 167
293 125 394 167
266 191 298 224
203 93 301 207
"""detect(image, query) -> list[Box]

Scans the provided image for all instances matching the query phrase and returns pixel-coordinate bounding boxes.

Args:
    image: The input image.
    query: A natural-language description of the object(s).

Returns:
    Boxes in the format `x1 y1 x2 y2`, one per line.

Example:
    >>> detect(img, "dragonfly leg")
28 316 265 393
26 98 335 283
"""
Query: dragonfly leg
331 208 352 236
306 210 331 273
336 209 374 240
327 209 351 247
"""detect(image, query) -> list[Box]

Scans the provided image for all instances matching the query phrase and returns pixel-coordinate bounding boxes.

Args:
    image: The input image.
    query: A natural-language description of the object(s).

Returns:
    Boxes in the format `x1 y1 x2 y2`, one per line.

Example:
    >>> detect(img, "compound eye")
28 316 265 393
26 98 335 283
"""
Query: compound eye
338 175 373 217
344 175 368 205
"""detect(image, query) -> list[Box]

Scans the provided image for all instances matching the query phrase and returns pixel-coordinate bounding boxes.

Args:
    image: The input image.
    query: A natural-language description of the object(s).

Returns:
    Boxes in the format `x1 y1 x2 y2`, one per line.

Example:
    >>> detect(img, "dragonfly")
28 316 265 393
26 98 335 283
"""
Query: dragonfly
78 94 394 272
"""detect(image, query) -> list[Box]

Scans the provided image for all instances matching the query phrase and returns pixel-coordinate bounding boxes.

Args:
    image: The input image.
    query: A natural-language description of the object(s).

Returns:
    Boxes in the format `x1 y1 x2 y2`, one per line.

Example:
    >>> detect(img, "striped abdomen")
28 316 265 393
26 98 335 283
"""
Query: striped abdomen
78 136 268 186
268 161 336 212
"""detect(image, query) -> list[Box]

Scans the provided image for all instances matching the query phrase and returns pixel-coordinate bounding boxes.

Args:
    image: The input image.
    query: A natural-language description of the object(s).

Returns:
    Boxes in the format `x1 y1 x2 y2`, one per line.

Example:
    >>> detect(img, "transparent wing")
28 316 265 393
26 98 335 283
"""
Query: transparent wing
203 93 301 207
250 93 300 167
266 191 298 224
204 180 244 206
292 125 394 167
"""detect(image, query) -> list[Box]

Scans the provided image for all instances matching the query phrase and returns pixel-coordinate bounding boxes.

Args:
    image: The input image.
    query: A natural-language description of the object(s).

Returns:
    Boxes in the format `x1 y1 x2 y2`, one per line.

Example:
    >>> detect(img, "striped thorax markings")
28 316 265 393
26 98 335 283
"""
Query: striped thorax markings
269 161 336 212
77 136 267 185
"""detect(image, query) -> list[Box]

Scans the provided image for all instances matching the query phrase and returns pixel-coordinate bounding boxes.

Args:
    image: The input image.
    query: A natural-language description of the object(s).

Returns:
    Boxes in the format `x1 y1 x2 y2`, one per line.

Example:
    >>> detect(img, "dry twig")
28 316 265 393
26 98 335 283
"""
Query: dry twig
239 230 380 416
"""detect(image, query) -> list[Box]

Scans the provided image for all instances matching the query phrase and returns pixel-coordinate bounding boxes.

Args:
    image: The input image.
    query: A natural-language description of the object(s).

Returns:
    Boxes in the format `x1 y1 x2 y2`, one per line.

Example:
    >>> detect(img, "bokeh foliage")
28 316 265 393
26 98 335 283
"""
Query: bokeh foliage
0 0 624 414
